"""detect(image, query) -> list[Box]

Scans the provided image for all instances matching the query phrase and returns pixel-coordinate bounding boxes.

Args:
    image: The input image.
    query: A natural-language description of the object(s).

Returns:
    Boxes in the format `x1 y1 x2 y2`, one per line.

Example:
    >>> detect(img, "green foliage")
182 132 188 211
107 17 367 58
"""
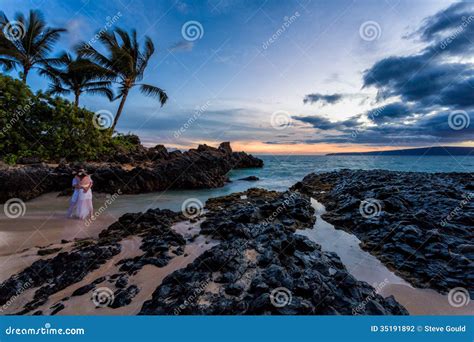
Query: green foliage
0 11 162 163
2 154 17 165
0 74 112 162
110 133 142 154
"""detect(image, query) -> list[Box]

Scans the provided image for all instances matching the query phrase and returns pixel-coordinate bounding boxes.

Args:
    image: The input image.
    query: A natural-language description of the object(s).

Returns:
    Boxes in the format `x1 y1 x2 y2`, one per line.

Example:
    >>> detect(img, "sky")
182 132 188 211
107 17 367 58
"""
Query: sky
1 0 473 154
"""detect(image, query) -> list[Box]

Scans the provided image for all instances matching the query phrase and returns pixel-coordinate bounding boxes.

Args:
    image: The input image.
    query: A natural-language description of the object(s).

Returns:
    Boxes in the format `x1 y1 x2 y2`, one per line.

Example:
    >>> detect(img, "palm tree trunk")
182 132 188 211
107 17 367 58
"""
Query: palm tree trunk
74 92 80 107
110 88 130 134
22 66 29 83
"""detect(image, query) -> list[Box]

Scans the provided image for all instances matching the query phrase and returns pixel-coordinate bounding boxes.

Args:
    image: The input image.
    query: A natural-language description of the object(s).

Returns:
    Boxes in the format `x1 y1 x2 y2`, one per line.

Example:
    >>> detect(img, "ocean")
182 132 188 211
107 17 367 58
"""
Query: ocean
95 154 474 212
87 154 474 214
228 154 474 192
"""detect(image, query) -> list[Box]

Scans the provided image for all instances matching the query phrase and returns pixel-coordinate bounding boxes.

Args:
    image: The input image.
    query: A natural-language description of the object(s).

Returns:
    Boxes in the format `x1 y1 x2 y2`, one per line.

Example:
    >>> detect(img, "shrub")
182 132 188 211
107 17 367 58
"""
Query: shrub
0 75 111 163
110 133 142 154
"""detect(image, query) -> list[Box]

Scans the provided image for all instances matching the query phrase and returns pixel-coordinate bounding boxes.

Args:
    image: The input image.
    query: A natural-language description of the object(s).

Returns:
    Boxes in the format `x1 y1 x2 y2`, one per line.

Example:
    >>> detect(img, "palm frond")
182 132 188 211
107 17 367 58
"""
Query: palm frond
139 84 168 106
37 64 60 81
83 80 112 88
76 42 116 72
115 28 132 50
32 27 67 56
136 36 154 77
84 87 114 101
47 83 70 96
0 10 65 82
0 57 18 71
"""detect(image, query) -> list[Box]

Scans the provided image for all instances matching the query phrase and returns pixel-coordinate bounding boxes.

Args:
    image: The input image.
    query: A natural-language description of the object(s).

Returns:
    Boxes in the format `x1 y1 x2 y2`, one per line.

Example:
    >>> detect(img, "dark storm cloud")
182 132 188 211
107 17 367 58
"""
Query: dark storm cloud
363 55 425 90
296 116 341 130
295 115 359 131
416 2 471 40
363 58 474 108
366 103 413 123
362 2 474 109
438 77 474 108
296 110 473 146
416 2 474 56
303 93 343 105
295 107 473 146
416 110 473 139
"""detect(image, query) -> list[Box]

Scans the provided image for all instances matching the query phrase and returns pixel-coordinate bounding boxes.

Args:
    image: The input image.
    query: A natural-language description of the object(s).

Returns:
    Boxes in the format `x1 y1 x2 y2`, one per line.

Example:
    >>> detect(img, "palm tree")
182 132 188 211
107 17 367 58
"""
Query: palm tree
0 10 66 83
77 28 168 133
41 53 114 107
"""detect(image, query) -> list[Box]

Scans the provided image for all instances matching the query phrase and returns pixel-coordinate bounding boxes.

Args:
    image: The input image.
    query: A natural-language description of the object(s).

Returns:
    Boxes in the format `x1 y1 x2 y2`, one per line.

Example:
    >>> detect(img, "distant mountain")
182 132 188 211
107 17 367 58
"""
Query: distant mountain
326 146 474 156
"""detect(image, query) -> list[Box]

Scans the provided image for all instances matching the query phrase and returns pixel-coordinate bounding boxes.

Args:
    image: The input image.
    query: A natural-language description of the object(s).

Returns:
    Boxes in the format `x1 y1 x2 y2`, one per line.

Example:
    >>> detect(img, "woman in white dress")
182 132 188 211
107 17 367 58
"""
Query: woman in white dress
75 172 93 220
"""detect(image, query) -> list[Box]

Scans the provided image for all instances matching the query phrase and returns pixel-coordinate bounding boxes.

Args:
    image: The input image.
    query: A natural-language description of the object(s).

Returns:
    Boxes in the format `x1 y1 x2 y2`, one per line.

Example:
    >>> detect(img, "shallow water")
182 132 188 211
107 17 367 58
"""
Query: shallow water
297 199 474 315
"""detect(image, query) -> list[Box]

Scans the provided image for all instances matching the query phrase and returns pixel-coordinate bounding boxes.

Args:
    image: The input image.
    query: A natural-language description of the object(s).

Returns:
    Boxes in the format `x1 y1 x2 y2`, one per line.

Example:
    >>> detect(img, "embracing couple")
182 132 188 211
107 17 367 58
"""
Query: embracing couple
67 169 93 220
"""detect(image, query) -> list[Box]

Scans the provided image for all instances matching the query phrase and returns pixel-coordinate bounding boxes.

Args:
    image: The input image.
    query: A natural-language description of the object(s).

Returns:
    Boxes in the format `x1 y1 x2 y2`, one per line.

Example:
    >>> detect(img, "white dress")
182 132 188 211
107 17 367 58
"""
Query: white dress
75 176 93 220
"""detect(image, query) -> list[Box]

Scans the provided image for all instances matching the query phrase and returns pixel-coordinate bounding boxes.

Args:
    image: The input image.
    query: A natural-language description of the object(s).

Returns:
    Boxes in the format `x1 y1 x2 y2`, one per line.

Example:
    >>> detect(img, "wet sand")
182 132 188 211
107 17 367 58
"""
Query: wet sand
1 220 217 315
0 193 118 256
297 199 474 315
55 220 216 315
0 190 209 280
0 193 122 284
0 183 251 256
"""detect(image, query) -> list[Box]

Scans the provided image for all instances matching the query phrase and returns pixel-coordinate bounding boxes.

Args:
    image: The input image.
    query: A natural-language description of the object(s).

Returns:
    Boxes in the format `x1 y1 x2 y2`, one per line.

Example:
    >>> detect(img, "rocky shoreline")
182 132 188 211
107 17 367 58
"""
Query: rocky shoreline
140 189 406 315
0 142 263 203
1 169 471 315
292 169 474 297
0 186 407 315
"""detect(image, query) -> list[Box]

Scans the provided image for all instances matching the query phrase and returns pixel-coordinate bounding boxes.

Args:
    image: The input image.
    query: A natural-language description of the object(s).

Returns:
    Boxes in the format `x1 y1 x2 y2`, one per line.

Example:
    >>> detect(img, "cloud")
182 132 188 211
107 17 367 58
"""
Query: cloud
303 93 343 105
295 115 351 131
175 0 190 14
61 17 89 47
366 102 413 123
438 77 474 108
313 2 474 146
416 2 474 56
294 115 364 137
323 73 357 88
294 110 473 146
169 40 194 52
363 58 474 108
362 2 474 109
117 104 279 145
291 3 474 148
